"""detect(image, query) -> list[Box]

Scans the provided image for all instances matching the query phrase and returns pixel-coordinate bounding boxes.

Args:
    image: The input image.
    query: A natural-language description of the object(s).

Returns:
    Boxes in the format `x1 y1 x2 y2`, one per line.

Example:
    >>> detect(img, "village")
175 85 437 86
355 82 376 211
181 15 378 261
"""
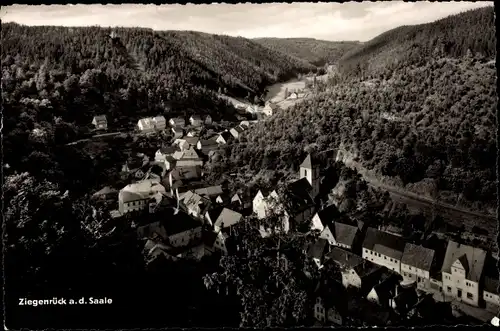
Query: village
87 100 499 327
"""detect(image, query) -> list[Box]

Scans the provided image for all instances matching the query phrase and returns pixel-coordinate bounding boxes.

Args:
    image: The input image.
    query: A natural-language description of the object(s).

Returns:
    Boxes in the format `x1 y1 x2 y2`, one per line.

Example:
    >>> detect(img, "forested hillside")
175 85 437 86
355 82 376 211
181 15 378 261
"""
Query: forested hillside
219 7 497 214
254 37 359 66
338 6 496 77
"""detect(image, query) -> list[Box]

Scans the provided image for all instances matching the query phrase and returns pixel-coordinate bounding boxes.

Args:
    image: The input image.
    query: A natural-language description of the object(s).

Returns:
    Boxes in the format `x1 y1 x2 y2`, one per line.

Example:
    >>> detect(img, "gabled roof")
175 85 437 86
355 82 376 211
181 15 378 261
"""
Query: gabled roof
214 208 243 229
205 206 225 222
315 204 341 227
231 125 245 134
184 136 199 146
199 137 219 147
157 146 178 155
363 227 406 260
183 192 211 213
161 209 202 236
137 221 168 241
119 179 165 203
300 154 313 169
332 222 359 247
370 273 401 303
170 117 185 124
218 131 232 141
92 186 117 197
325 247 364 269
284 178 314 213
190 115 202 121
93 115 107 122
194 185 224 197
401 243 435 272
307 238 329 260
265 102 278 110
153 115 166 122
172 126 183 132
440 241 487 282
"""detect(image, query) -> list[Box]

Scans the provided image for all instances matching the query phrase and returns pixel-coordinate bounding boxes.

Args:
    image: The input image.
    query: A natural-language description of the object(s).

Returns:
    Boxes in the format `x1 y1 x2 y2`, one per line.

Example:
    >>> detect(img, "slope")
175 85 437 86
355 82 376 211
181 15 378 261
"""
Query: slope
217 7 497 216
338 6 496 77
254 37 360 66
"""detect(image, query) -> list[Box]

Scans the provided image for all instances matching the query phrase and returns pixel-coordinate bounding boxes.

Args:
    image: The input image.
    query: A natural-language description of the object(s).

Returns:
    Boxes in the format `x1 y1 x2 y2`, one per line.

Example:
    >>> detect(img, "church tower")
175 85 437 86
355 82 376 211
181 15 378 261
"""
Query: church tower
300 154 320 199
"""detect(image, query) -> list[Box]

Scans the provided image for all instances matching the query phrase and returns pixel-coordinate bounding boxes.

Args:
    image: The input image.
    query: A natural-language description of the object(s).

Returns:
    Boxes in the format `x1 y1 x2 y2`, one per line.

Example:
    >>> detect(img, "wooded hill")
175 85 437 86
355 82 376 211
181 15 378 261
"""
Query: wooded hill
338 6 496 77
254 37 359 66
220 7 497 215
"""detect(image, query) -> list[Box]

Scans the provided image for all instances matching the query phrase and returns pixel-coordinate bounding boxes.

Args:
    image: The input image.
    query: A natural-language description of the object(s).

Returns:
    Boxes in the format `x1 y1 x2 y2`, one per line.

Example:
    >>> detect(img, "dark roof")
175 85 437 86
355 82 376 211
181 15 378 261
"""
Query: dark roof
401 243 436 272
316 204 341 227
203 231 218 247
161 209 202 236
190 115 202 120
219 131 232 141
440 240 487 282
371 273 401 303
194 185 224 197
137 221 168 241
484 276 499 294
206 205 225 222
158 146 178 155
325 247 364 268
352 260 383 278
307 238 329 260
363 227 406 260
285 178 314 214
93 115 107 122
214 208 243 229
231 125 245 134
393 287 419 314
314 279 347 311
331 222 359 247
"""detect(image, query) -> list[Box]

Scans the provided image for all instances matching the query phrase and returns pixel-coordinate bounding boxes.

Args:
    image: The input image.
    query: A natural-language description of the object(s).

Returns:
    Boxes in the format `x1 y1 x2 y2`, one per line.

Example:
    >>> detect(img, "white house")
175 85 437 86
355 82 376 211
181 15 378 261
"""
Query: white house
197 137 219 154
252 189 280 219
362 227 406 274
152 115 167 130
229 125 246 140
216 131 232 145
240 120 250 128
288 92 298 99
189 115 203 127
169 117 186 127
175 147 204 168
137 118 156 133
400 243 436 290
263 102 277 116
118 179 166 215
440 241 486 307
92 115 107 130
181 190 211 220
155 146 178 163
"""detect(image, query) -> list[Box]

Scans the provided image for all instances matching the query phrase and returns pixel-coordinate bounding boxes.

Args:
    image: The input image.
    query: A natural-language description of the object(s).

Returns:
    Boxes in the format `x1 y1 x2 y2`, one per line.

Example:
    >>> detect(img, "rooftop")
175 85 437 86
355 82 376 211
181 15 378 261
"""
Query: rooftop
363 227 406 260
441 240 487 282
401 243 435 272
214 208 243 229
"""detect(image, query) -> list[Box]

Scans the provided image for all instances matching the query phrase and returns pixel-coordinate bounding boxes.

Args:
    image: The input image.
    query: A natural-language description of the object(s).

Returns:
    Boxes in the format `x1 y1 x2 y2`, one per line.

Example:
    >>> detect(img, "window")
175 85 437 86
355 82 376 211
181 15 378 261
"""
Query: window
409 266 412 270
403 272 407 277
418 277 421 282
467 292 473 300
384 256 387 260
390 258 393 262
447 286 452 293
304 169 308 177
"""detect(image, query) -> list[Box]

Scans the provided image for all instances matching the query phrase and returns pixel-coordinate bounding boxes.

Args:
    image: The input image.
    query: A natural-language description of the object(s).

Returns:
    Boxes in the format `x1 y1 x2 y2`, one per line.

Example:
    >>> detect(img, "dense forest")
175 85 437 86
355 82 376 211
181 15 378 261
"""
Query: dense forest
218 6 497 214
254 37 359 66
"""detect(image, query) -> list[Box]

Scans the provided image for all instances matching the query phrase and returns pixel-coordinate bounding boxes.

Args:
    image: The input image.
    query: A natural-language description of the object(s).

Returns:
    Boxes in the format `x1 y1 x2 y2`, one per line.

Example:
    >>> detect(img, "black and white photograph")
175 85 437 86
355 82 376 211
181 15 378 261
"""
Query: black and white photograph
2 1 498 329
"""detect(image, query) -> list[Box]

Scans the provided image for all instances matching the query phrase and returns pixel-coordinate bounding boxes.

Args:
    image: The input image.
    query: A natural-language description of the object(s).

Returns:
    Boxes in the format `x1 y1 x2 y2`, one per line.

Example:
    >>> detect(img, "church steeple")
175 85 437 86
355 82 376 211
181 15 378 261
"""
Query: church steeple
300 154 320 199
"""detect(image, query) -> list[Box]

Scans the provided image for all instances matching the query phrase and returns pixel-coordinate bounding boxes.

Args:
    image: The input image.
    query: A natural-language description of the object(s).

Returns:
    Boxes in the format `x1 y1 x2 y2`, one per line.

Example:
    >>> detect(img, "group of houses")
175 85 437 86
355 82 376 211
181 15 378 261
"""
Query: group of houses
300 204 499 325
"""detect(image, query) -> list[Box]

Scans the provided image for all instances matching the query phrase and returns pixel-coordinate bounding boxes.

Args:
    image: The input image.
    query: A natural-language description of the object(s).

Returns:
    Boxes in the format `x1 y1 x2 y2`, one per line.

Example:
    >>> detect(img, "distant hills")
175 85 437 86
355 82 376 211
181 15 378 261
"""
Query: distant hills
254 37 360 66
338 6 496 77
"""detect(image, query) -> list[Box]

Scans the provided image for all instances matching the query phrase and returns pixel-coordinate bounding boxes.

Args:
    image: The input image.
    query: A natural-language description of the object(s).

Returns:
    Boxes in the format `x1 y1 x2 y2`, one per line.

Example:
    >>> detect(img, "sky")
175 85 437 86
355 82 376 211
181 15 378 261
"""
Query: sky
0 2 494 42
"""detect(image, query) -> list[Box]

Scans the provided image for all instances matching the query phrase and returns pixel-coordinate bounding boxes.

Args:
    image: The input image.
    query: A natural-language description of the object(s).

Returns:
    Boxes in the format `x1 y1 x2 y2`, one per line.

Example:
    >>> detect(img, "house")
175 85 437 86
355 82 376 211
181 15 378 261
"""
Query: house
281 177 316 230
320 220 361 251
215 193 231 205
189 115 203 127
152 115 167 130
161 209 203 248
311 204 341 232
204 206 225 227
407 293 437 321
204 115 213 125
155 146 178 163
194 185 224 198
186 128 201 137
121 154 150 179
196 137 219 154
229 125 245 139
314 279 347 325
216 131 233 145
400 243 436 290
169 117 186 127
263 102 278 116
173 138 190 151
252 188 280 219
137 118 155 133
118 179 166 215
229 193 243 206
306 238 330 268
137 221 168 242
362 227 406 274
288 92 298 99
213 228 231 255
366 272 403 308
92 186 118 200
92 115 107 130
213 208 243 233
175 147 204 168
390 282 419 317
440 240 487 307
181 190 212 220
324 247 383 293
240 120 250 128
484 275 500 312
184 136 200 148
171 126 184 139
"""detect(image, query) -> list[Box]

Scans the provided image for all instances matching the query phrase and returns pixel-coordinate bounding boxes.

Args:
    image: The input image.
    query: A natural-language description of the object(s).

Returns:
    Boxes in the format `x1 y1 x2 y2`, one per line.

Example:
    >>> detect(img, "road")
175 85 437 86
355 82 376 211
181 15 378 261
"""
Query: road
65 131 124 146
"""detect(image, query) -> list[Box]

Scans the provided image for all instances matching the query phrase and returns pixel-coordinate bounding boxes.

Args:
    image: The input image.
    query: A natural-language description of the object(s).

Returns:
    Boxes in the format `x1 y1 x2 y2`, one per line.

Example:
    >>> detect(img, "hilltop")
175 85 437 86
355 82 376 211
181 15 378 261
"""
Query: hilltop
338 6 496 77
218 7 497 216
254 37 359 66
